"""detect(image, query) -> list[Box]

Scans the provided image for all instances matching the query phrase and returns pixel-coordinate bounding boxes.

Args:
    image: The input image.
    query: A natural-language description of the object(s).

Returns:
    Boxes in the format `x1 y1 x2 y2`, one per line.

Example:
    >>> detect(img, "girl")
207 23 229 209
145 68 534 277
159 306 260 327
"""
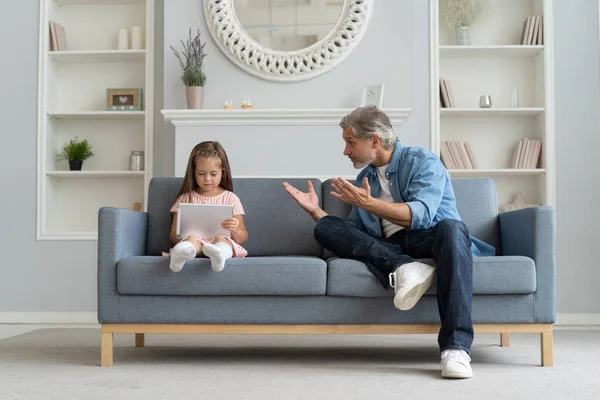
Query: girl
168 141 248 272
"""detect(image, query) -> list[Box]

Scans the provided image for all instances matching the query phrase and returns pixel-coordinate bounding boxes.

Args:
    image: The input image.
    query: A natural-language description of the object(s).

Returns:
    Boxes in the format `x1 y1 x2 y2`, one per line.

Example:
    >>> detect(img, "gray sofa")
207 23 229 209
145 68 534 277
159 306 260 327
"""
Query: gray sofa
97 177 556 367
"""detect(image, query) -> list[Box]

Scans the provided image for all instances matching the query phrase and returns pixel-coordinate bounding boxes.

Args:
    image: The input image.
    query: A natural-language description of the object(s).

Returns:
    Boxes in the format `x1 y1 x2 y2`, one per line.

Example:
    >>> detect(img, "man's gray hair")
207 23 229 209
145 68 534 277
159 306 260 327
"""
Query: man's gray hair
339 106 396 149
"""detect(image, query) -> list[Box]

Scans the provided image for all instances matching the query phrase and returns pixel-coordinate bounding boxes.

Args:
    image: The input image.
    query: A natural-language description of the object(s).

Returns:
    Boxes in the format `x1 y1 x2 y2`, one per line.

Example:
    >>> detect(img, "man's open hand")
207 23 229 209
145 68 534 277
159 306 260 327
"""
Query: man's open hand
282 180 320 215
331 177 372 207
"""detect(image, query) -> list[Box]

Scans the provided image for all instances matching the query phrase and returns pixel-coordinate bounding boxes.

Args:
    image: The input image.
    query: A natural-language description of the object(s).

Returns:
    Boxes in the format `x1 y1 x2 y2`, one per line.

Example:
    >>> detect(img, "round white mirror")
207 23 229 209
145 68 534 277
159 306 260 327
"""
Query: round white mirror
204 0 373 82
233 0 344 52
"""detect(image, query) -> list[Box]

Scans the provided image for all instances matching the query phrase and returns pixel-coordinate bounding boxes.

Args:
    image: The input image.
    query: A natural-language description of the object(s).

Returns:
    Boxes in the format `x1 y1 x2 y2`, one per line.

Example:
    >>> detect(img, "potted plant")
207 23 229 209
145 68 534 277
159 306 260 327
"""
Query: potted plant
440 0 489 45
170 28 207 109
57 136 94 171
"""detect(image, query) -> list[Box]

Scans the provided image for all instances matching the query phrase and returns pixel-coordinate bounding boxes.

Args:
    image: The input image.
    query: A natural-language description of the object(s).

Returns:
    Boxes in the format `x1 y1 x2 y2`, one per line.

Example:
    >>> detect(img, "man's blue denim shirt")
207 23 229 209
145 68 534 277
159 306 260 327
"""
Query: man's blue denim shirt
346 140 495 257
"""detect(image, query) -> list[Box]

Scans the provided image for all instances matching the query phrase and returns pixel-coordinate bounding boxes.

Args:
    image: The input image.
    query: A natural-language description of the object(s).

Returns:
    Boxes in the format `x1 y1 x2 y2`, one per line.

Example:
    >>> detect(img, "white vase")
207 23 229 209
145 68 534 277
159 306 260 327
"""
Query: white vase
186 86 204 109
511 86 519 108
456 26 471 45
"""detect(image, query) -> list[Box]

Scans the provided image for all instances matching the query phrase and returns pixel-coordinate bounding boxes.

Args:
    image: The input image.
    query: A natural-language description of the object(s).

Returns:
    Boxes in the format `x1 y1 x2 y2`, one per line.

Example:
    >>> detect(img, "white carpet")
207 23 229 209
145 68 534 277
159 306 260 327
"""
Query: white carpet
0 328 599 399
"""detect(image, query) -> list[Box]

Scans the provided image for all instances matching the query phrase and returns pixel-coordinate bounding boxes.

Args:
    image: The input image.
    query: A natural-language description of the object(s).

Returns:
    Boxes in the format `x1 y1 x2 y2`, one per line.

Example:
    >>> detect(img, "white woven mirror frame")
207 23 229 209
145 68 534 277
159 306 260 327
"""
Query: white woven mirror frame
203 0 374 82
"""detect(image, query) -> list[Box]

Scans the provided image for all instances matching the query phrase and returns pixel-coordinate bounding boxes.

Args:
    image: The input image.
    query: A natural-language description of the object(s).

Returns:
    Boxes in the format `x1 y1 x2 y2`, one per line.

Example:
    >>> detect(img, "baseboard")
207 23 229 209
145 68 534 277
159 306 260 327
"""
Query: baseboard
0 312 97 324
556 313 600 326
0 312 598 326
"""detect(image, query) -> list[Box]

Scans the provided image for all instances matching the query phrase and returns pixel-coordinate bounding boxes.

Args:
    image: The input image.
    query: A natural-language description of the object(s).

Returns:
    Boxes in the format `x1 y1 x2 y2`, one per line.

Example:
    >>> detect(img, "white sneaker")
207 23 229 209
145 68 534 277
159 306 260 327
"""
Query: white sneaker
441 349 473 379
388 261 435 310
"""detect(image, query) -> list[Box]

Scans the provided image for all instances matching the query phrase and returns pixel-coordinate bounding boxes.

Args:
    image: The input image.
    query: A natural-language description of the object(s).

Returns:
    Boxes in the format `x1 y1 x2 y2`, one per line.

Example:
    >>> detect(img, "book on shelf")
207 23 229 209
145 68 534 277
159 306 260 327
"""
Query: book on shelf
49 21 68 51
440 141 478 170
439 79 455 108
520 15 543 45
510 138 542 169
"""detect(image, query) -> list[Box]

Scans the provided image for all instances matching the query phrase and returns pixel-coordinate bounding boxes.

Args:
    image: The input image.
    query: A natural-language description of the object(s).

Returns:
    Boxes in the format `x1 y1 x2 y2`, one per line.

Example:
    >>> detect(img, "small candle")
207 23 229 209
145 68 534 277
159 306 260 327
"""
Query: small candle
131 25 143 49
117 28 128 50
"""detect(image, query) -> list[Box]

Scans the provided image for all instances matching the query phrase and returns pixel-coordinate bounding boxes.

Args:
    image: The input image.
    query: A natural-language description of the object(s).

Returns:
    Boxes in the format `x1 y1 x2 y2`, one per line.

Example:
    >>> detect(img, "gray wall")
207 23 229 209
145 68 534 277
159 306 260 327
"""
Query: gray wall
0 0 597 315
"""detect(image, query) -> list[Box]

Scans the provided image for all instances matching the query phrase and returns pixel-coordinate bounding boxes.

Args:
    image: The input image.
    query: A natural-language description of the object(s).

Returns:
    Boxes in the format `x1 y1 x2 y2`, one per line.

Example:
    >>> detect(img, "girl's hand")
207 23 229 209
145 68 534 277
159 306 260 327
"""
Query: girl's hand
222 217 240 234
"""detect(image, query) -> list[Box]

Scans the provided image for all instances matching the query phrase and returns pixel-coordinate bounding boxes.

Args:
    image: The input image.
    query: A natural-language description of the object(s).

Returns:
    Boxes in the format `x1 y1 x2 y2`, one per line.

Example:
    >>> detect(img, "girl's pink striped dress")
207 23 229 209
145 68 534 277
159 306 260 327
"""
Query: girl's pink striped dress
170 190 248 257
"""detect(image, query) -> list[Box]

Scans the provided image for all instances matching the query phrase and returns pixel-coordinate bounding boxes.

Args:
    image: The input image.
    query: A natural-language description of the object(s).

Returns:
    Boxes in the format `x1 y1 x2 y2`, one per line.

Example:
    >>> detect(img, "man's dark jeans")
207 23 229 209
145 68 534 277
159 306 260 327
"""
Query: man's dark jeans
314 215 474 354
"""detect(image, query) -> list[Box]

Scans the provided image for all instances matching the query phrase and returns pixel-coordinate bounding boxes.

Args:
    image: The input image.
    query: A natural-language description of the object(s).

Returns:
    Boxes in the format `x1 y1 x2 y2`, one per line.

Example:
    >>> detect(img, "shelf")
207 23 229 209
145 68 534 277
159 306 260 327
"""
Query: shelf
47 171 145 178
448 169 546 177
440 108 545 117
38 231 98 241
439 45 543 57
54 0 145 5
161 108 412 126
48 111 145 120
49 50 145 63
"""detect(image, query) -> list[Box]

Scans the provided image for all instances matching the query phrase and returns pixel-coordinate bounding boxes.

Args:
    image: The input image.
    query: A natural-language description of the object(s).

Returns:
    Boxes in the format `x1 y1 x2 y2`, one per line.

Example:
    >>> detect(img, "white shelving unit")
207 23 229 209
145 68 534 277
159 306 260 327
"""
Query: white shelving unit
49 49 146 63
37 0 154 240
430 0 555 210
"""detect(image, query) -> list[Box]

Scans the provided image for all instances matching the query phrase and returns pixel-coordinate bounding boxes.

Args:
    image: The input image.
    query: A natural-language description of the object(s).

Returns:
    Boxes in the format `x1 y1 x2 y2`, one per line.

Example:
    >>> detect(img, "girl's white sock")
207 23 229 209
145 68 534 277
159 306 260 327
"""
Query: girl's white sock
202 242 233 272
169 241 197 272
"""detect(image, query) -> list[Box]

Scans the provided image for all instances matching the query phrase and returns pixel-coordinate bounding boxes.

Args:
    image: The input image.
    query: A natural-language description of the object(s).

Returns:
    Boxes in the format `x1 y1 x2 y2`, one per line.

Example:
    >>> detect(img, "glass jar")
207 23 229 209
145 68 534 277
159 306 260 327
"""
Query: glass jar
129 151 145 171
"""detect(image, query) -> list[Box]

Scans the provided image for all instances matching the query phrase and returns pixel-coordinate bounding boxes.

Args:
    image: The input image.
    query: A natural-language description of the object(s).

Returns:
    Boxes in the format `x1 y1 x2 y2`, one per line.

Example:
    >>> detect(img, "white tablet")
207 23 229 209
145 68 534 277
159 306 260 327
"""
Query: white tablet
176 203 233 239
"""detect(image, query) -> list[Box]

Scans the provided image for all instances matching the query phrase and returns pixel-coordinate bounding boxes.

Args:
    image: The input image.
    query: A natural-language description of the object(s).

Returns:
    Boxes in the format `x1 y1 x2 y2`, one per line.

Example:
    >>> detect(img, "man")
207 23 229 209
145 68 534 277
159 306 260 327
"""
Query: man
283 106 494 379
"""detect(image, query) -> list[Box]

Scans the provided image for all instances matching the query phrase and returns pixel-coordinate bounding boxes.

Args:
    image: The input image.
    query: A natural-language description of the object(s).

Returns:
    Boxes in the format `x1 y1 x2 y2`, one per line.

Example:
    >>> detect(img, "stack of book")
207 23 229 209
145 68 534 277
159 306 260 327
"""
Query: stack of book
440 141 479 170
511 138 542 169
439 78 455 108
521 15 543 45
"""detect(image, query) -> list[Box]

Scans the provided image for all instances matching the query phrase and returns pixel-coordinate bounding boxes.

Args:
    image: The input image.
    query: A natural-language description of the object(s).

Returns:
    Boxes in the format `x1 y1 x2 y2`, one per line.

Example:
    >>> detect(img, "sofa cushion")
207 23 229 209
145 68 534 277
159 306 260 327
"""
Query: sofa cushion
146 177 323 257
451 178 500 253
117 256 327 296
326 256 536 297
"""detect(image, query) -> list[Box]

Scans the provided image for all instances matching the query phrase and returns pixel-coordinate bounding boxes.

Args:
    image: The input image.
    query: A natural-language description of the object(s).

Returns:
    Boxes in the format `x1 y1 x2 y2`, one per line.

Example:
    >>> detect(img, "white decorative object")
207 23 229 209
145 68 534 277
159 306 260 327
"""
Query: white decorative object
131 25 143 49
203 0 373 82
439 0 489 45
117 28 128 50
511 86 519 108
361 83 385 107
456 26 471 45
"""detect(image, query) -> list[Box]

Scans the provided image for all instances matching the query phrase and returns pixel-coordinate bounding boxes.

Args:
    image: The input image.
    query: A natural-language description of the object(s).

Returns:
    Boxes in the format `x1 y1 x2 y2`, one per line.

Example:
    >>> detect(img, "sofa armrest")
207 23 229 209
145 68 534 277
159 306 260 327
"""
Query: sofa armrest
498 206 555 323
97 207 148 323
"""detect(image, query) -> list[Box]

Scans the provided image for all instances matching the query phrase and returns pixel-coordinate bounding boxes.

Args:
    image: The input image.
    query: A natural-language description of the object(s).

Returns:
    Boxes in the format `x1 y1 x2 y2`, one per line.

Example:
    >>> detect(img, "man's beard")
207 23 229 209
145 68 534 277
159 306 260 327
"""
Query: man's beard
351 156 375 169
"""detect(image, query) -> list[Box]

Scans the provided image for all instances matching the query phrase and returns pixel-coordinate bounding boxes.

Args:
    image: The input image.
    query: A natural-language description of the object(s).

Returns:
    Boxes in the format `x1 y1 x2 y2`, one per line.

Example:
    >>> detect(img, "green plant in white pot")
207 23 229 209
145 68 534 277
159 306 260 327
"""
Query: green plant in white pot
440 0 489 45
57 136 94 171
170 29 207 109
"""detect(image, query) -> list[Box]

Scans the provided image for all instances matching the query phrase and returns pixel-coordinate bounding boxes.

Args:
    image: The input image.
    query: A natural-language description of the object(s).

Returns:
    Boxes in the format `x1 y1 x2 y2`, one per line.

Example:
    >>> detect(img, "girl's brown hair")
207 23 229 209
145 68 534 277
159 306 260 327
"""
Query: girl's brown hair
175 141 233 202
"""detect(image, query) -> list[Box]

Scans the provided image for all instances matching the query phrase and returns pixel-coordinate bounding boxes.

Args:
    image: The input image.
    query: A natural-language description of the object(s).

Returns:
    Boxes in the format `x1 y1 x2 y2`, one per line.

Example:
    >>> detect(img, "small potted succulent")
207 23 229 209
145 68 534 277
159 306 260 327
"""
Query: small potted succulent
57 136 94 171
170 28 207 109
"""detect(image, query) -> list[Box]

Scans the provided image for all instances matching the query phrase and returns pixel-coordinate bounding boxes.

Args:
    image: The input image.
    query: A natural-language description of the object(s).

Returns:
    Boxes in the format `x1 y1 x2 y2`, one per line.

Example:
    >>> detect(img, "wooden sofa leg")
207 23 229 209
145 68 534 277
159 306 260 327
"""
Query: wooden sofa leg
101 332 114 367
135 333 145 348
500 333 511 347
541 332 554 367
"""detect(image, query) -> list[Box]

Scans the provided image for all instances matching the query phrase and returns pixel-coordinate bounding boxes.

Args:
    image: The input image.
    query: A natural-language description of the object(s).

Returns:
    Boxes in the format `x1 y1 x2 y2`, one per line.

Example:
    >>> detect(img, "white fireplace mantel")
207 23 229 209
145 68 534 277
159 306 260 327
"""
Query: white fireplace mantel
161 108 412 127
161 108 413 178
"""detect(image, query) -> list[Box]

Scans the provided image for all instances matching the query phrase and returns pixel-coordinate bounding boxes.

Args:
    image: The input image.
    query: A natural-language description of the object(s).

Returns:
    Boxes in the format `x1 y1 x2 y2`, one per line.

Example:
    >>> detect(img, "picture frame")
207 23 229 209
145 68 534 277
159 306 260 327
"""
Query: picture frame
106 88 144 111
361 83 385 108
